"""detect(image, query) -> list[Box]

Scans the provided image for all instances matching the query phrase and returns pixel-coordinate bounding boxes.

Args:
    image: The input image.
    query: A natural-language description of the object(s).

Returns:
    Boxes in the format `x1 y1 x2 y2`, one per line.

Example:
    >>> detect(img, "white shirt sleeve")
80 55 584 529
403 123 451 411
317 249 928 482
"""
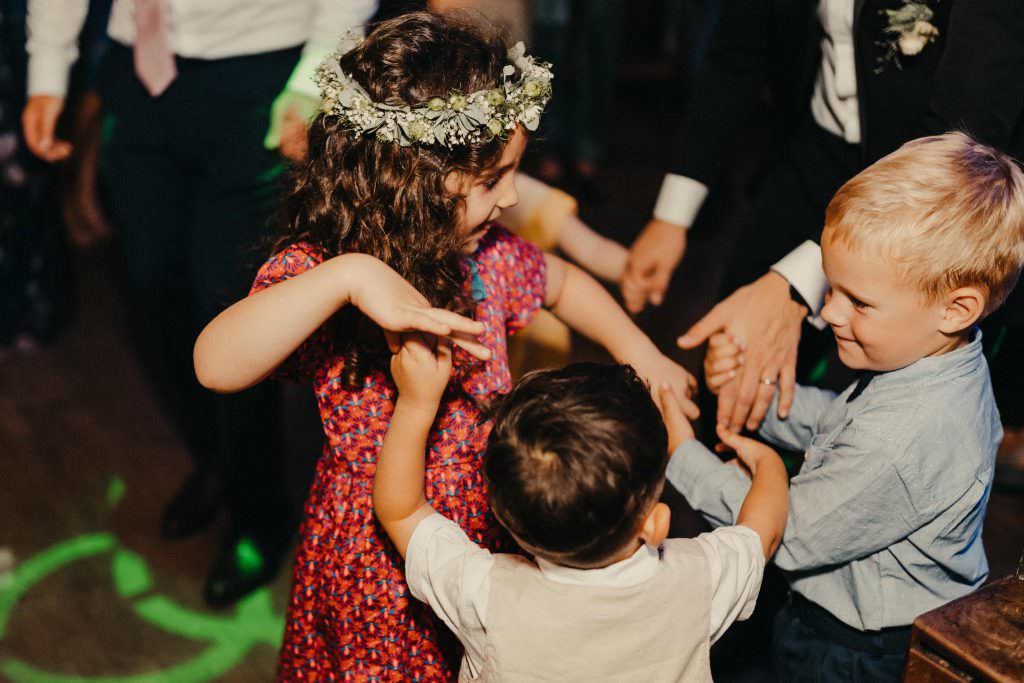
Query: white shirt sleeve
405 511 494 678
653 173 709 228
284 0 377 100
26 0 91 96
694 525 766 644
770 240 829 329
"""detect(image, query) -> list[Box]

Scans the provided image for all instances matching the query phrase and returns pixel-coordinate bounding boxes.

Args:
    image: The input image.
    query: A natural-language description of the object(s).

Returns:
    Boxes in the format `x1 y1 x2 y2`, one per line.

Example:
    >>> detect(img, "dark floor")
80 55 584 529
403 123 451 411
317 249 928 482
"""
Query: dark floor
2 77 1023 683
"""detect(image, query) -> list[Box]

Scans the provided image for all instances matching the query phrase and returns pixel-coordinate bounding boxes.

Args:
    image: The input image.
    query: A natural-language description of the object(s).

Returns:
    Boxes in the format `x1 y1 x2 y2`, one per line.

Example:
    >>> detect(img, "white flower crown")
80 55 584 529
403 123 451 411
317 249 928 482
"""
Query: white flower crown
315 41 553 148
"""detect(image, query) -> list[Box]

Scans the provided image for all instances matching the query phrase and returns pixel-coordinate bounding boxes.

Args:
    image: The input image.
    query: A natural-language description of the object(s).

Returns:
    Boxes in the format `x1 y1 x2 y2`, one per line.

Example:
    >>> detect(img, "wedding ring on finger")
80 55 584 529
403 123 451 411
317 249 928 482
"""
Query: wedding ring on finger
760 377 777 386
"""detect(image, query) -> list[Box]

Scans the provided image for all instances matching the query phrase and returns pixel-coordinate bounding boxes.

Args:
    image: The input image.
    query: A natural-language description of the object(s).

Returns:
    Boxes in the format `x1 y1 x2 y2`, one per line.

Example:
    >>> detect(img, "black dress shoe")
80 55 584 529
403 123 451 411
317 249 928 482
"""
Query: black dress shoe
202 529 291 609
159 468 224 540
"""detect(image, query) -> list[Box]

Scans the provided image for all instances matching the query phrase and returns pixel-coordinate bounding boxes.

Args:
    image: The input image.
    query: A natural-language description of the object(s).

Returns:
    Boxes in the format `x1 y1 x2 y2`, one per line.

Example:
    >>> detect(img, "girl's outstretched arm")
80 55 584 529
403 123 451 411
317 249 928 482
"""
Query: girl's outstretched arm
374 334 452 557
194 253 488 393
543 253 700 418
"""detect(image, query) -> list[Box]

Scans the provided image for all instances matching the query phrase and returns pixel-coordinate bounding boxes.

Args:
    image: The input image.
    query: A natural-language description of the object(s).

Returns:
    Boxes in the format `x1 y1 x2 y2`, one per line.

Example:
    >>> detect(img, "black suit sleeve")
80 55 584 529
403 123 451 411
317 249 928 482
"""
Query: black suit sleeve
669 0 778 185
926 0 1024 152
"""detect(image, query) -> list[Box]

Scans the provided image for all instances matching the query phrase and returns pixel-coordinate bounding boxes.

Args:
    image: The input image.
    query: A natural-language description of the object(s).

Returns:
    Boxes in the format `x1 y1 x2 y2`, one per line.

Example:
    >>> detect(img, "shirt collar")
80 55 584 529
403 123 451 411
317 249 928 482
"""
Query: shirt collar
867 328 985 393
535 543 661 588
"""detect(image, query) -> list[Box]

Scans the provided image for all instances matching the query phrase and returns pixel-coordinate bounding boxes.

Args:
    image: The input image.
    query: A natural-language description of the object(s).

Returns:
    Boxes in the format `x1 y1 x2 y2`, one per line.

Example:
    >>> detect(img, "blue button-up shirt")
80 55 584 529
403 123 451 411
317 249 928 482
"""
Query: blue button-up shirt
668 333 999 630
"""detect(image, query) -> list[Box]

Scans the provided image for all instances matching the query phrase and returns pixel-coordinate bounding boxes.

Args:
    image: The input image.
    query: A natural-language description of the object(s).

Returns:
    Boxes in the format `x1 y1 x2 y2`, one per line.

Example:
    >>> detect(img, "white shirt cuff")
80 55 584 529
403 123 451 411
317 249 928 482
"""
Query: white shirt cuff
653 173 708 228
27 48 74 97
770 240 828 329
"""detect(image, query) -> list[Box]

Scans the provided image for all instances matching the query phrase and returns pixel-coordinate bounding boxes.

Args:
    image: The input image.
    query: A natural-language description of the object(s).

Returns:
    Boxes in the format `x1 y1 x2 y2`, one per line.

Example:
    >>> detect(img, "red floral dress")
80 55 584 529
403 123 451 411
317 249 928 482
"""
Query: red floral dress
251 226 546 682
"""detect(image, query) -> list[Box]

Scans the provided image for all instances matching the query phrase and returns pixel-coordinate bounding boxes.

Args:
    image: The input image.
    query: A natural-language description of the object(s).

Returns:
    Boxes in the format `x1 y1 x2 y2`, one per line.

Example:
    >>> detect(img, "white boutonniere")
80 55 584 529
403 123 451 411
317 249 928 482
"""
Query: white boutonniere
874 1 940 74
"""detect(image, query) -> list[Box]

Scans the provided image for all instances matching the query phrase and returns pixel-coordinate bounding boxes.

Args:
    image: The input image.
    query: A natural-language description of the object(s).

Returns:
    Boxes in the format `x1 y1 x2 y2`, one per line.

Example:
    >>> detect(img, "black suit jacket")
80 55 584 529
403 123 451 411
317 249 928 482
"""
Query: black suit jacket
671 0 1024 188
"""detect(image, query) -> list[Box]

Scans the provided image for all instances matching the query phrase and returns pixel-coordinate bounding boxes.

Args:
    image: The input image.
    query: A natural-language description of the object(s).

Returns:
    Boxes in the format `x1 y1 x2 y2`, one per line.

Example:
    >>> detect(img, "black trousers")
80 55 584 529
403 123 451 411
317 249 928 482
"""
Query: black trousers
99 44 299 534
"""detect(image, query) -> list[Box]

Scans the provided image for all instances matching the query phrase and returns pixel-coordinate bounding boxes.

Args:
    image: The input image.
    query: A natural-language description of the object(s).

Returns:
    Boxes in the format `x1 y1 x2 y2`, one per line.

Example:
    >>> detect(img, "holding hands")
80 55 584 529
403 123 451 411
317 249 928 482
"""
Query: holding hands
346 254 491 362
389 333 453 413
678 272 806 432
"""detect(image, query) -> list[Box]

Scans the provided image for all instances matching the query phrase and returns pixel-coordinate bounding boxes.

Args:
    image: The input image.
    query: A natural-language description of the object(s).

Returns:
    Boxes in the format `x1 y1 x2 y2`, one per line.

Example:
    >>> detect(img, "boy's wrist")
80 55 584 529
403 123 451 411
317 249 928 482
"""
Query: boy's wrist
393 395 441 424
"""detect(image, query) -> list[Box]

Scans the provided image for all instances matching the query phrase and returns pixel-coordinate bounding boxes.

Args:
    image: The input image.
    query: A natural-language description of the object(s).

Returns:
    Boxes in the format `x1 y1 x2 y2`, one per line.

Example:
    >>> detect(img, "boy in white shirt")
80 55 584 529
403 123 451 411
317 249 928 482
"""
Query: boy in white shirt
374 355 789 681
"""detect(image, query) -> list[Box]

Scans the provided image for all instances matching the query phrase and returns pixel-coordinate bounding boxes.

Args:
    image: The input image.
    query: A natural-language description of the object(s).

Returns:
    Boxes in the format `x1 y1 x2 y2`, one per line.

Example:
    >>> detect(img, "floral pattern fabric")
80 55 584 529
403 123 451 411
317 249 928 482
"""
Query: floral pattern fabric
250 225 546 682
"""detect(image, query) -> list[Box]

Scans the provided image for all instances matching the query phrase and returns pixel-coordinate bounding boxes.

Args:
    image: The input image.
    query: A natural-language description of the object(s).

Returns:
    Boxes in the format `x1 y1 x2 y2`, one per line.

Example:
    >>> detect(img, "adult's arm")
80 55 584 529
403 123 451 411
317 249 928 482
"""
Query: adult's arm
23 0 90 161
265 0 377 155
622 0 778 312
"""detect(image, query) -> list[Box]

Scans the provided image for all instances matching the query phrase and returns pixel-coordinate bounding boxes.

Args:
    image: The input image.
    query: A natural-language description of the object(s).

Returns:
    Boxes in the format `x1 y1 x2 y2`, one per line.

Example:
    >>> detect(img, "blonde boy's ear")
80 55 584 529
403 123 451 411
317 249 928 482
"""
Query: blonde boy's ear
640 502 671 548
938 286 986 334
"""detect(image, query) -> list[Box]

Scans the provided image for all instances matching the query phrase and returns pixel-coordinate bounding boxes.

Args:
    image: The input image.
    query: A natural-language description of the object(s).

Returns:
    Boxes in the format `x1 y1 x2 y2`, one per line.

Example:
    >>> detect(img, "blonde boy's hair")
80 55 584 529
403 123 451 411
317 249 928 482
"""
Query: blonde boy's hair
824 132 1024 316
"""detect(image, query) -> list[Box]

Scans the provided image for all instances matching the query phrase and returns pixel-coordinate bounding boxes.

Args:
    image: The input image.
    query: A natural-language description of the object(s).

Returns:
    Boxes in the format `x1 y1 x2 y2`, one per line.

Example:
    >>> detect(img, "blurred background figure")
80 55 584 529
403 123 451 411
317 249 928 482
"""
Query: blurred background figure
22 0 377 608
530 0 623 202
0 0 69 351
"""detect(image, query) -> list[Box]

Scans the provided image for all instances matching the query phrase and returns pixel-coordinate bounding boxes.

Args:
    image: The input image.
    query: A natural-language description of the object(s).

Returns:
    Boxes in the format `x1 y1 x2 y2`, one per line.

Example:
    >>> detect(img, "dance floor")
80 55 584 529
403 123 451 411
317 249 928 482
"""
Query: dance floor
2 79 1022 682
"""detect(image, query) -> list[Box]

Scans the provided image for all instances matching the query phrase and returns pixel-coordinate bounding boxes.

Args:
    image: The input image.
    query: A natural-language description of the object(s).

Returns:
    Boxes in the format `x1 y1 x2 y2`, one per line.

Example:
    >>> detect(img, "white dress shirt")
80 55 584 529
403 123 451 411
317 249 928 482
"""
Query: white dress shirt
654 0 860 315
26 0 377 97
406 511 765 679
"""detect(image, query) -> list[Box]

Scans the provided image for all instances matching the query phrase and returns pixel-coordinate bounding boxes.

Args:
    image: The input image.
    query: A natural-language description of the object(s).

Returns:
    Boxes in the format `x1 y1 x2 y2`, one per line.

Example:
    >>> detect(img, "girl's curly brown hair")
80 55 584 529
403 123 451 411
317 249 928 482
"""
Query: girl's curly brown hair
272 11 513 389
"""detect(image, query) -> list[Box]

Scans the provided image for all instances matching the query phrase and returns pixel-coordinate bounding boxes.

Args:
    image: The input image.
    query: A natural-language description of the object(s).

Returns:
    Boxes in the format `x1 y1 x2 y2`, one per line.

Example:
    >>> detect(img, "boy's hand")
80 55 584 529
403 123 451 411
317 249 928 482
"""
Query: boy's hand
715 425 781 474
628 351 700 421
345 254 491 361
704 333 745 395
656 384 696 452
390 333 453 412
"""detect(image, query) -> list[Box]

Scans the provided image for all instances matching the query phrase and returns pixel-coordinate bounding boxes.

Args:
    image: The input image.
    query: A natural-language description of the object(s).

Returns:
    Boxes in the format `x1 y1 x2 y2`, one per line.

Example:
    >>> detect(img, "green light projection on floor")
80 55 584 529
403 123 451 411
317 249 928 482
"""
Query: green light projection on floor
0 478 285 683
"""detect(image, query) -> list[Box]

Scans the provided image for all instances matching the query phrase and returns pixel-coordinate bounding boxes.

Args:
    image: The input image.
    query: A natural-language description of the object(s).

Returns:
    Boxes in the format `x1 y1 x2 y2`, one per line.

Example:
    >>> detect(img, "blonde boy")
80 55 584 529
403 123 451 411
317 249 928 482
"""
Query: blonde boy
674 132 1024 682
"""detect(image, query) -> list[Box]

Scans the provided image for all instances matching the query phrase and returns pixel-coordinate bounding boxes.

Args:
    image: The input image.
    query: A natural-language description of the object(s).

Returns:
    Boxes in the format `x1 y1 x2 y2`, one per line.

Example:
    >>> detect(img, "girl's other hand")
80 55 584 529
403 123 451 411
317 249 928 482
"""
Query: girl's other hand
655 384 696 452
390 334 453 411
345 254 491 361
705 333 745 395
628 351 700 421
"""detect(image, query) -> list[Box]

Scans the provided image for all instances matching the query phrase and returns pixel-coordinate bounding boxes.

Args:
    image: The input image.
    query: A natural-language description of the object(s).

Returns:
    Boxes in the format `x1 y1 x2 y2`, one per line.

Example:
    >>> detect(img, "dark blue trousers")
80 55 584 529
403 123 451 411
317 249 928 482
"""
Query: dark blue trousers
773 599 911 682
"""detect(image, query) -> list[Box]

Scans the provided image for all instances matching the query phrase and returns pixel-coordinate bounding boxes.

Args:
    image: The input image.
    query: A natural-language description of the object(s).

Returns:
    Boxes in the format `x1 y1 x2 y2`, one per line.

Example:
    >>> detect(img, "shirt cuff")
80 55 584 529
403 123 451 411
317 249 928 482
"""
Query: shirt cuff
652 173 708 228
27 49 74 96
770 240 828 329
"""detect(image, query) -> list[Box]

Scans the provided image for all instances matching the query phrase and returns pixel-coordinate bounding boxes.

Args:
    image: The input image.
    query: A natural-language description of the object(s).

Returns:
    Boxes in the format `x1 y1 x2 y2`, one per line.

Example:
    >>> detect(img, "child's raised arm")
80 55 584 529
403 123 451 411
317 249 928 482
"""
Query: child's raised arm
194 253 488 393
716 426 789 559
373 334 452 557
542 253 700 418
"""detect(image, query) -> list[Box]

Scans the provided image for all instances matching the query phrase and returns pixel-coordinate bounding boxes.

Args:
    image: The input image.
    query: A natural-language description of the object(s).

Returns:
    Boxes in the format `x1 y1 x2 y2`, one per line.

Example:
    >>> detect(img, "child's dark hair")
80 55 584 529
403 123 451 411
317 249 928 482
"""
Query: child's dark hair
483 363 669 567
273 11 512 389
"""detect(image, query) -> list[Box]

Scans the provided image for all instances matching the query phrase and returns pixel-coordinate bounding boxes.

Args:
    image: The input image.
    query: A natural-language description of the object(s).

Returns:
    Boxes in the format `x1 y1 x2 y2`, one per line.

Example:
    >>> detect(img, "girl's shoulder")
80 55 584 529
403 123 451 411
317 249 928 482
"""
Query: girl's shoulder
475 223 543 264
252 241 328 293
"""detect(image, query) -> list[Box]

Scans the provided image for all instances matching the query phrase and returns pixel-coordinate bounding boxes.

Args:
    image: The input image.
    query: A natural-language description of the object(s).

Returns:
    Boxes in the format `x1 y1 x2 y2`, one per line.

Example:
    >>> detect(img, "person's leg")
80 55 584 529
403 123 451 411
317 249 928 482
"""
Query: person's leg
178 47 299 606
100 45 226 538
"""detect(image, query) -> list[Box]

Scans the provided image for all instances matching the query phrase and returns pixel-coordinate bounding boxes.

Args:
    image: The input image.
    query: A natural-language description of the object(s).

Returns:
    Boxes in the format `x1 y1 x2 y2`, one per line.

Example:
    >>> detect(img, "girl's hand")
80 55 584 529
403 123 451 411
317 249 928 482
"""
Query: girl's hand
656 384 696 452
627 350 700 421
345 254 491 361
390 333 453 412
714 425 781 475
705 333 745 395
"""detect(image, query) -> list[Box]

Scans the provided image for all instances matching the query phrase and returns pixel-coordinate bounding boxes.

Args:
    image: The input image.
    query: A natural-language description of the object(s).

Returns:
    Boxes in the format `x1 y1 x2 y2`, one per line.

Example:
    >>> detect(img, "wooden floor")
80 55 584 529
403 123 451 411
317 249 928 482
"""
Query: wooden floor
3 81 1023 683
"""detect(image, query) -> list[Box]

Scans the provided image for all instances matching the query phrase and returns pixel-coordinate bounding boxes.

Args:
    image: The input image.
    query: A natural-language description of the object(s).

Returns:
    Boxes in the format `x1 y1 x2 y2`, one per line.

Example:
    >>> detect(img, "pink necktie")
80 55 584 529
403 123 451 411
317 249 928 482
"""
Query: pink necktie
133 0 177 96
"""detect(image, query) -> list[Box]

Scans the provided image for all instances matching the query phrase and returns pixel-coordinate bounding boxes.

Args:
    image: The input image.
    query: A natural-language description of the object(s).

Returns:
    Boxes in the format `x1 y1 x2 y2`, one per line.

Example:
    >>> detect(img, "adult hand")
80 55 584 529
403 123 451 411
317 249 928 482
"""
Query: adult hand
344 253 491 362
22 95 72 162
678 271 806 432
264 89 317 160
621 218 687 313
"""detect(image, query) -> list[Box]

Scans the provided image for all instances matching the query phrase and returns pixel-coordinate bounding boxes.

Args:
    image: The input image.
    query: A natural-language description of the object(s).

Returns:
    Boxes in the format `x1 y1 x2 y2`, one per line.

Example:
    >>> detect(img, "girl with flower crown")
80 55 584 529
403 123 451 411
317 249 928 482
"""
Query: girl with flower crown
193 12 698 681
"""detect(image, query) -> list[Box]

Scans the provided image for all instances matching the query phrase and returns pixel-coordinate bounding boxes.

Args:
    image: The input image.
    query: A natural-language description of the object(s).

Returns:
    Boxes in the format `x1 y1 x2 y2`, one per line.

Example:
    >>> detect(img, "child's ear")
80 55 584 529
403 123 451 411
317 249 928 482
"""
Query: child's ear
640 502 671 548
938 286 986 334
